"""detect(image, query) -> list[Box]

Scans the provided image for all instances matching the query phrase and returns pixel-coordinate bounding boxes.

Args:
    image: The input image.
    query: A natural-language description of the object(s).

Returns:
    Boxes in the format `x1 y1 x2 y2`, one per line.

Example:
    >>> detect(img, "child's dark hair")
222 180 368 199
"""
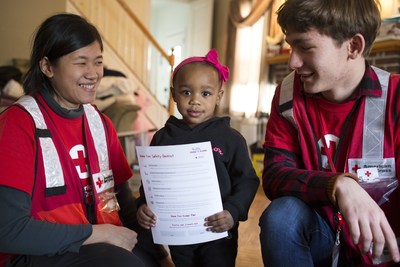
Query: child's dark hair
277 0 381 56
23 13 103 94
172 48 230 89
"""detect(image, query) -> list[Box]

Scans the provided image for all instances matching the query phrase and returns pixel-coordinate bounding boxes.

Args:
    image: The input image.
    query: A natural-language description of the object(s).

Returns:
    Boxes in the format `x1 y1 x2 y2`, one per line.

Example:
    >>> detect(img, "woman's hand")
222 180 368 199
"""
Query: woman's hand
84 224 138 251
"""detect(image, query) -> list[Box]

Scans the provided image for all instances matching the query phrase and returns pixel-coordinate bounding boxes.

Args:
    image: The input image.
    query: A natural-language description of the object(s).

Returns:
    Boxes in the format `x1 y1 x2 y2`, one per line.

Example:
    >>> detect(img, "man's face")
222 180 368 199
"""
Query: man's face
285 28 354 101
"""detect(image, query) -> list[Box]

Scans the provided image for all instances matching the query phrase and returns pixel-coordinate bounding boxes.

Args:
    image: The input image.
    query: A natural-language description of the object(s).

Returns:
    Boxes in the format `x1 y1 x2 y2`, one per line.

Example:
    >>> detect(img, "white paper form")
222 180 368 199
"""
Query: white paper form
136 141 227 245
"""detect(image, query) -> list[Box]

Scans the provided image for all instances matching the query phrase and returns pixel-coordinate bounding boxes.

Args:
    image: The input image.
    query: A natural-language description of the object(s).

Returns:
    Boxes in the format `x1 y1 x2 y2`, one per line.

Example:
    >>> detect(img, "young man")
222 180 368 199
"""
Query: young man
259 0 400 266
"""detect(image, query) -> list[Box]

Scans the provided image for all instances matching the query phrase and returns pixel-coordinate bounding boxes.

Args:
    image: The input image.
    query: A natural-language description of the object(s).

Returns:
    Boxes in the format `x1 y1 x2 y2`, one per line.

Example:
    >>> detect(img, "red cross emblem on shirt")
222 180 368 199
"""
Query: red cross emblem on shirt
71 148 89 179
96 177 103 188
364 170 372 177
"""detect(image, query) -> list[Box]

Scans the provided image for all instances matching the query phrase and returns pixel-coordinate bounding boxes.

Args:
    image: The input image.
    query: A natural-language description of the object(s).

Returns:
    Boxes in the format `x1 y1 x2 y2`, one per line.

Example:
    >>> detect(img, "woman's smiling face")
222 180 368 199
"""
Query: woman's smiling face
40 41 103 109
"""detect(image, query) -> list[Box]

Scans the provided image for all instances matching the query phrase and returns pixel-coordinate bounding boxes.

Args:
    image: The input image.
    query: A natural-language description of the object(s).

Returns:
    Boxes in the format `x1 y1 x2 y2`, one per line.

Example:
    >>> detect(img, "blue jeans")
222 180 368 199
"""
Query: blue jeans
259 196 336 267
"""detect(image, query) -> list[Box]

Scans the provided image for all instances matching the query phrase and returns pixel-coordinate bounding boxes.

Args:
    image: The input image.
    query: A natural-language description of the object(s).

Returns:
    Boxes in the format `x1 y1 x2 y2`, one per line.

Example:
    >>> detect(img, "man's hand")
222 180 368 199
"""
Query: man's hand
336 176 400 262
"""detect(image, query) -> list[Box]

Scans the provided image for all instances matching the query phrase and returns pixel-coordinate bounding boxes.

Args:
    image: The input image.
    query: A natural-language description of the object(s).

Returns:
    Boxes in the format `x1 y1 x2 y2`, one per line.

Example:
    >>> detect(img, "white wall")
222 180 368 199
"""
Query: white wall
150 0 214 116
151 2 191 60
188 0 214 56
0 0 66 66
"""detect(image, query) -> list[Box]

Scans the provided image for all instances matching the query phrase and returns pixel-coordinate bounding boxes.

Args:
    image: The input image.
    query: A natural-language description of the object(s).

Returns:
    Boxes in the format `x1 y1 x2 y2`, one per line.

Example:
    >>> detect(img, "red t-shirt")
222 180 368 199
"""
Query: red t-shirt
0 97 132 196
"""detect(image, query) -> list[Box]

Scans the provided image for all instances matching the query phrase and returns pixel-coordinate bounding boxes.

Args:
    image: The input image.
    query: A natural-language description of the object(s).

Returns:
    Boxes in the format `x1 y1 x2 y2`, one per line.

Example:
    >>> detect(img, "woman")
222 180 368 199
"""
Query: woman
0 13 169 267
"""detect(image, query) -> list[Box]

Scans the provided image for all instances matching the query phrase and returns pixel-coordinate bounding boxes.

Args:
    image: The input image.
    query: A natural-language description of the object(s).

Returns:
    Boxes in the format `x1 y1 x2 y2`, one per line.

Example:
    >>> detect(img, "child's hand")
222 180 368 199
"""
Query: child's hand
137 204 157 229
204 210 234 233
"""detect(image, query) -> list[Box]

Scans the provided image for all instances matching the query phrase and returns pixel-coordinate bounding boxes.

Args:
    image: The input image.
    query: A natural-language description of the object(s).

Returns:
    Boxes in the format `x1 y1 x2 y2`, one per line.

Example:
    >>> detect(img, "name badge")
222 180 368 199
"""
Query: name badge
357 167 379 183
92 169 114 193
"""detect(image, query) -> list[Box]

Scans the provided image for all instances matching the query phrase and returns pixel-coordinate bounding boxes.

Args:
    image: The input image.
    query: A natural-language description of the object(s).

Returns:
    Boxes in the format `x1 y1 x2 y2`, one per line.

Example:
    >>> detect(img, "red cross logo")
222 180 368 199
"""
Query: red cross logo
364 170 371 177
96 177 103 188
352 164 360 172
71 148 89 179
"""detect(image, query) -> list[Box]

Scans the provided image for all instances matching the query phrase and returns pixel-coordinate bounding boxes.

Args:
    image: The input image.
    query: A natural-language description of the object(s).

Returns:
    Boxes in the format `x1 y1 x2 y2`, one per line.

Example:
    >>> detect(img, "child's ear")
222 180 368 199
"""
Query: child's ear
216 89 224 105
348 34 365 59
170 87 177 102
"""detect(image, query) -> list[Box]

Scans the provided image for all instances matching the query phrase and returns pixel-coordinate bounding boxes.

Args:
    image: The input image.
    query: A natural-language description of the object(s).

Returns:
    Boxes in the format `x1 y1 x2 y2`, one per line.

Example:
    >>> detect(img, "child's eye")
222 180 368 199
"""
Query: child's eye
181 90 191 96
202 92 211 97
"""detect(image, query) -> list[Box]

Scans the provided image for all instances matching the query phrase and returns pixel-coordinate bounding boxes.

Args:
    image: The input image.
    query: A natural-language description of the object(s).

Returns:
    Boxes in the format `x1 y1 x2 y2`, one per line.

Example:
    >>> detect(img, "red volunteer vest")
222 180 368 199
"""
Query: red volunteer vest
279 67 400 266
18 95 122 226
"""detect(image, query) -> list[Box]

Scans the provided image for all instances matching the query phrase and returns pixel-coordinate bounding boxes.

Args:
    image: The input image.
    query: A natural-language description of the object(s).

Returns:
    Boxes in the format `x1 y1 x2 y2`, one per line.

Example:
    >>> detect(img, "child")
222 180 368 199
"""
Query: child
259 0 400 266
136 49 260 267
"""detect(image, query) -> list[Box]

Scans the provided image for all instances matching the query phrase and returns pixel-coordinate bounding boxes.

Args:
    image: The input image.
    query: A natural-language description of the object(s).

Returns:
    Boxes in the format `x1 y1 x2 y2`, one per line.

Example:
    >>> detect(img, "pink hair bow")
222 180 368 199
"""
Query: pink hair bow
172 48 230 85
204 48 230 83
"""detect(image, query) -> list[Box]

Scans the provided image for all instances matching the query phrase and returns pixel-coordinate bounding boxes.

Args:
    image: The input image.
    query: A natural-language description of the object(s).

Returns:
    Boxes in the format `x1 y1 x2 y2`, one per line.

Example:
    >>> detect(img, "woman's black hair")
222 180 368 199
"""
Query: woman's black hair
23 13 103 94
